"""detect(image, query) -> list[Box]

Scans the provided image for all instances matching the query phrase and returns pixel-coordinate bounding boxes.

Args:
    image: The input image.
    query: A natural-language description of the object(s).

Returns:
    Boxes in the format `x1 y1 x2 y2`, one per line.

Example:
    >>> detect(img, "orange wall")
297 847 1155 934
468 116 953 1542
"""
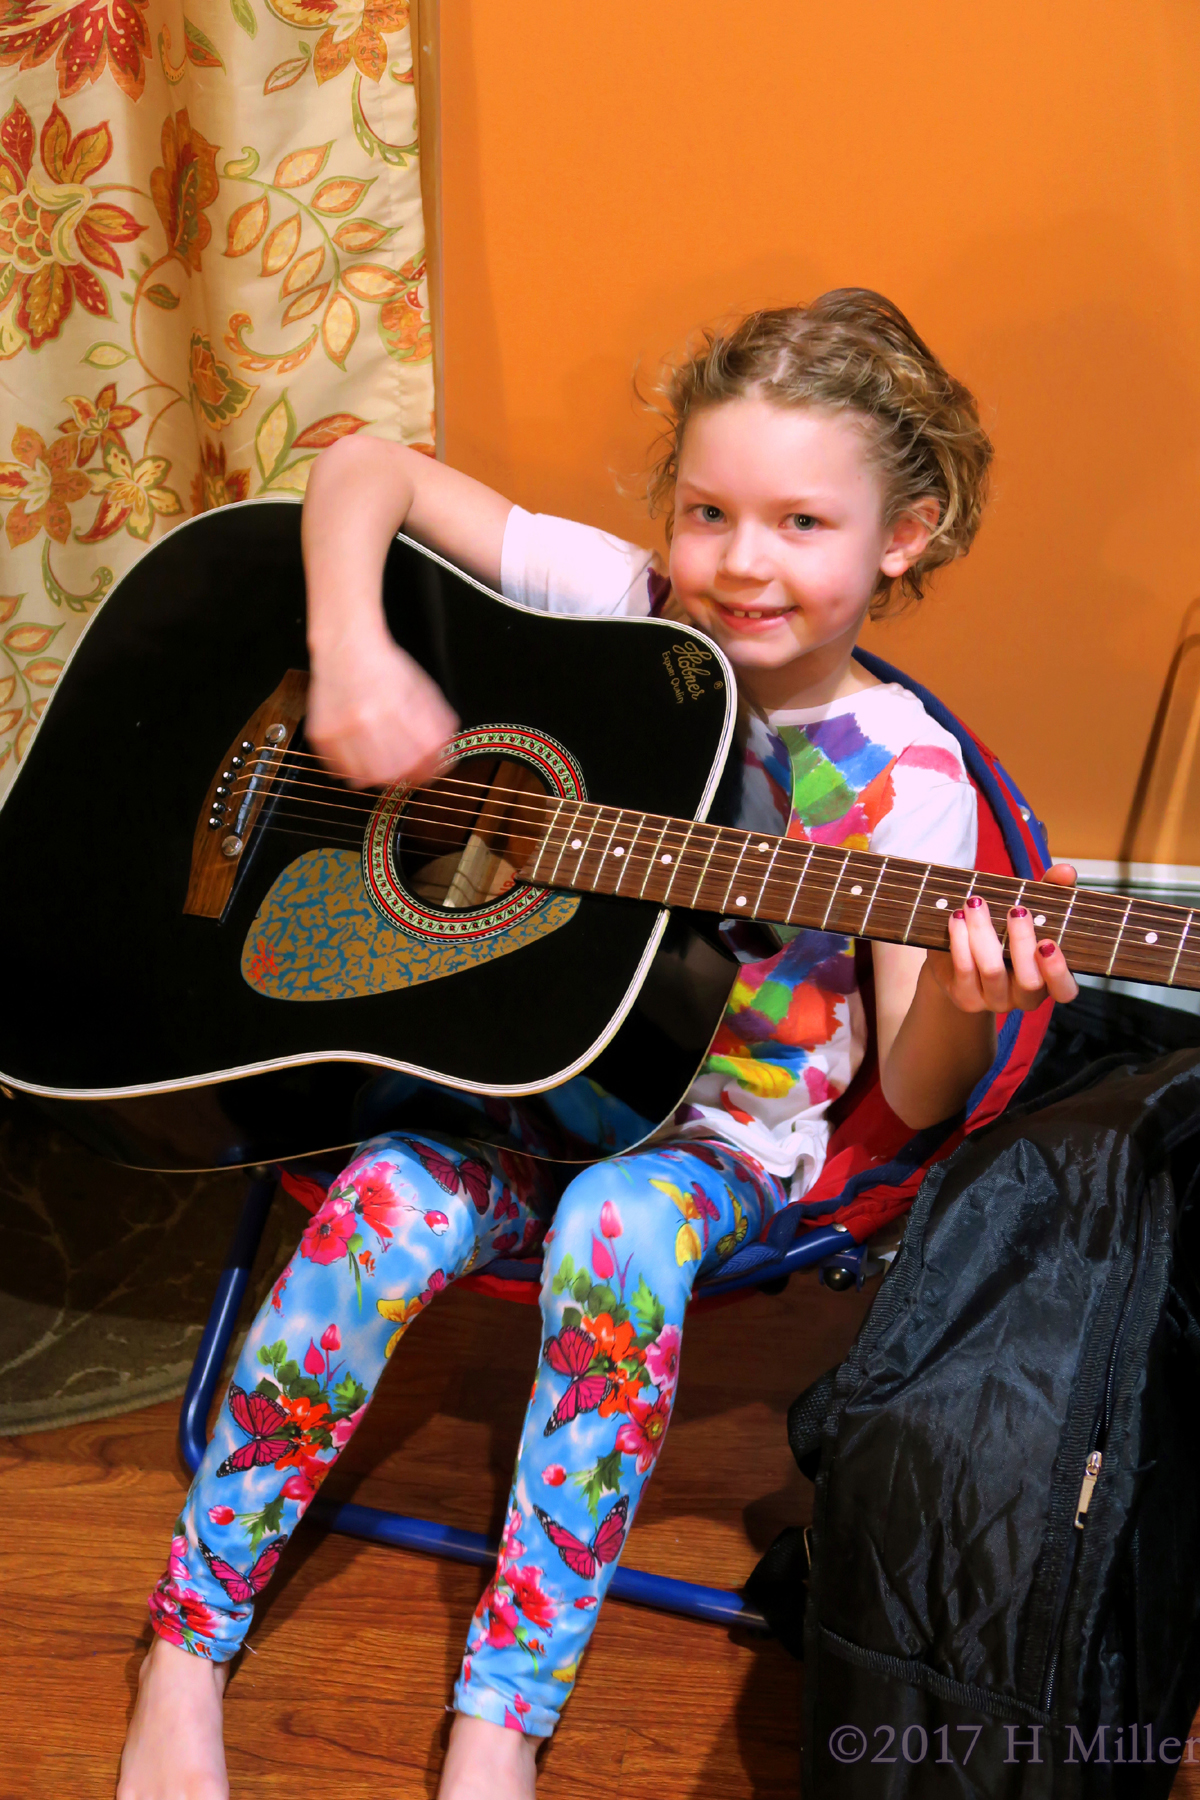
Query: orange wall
438 0 1200 861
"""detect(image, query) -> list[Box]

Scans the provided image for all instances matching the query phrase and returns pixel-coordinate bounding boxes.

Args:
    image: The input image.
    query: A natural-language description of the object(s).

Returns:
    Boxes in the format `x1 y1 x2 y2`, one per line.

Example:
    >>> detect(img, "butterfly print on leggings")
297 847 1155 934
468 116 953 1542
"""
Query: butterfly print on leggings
402 1138 491 1215
541 1324 612 1435
215 1384 294 1477
198 1535 289 1605
534 1496 629 1580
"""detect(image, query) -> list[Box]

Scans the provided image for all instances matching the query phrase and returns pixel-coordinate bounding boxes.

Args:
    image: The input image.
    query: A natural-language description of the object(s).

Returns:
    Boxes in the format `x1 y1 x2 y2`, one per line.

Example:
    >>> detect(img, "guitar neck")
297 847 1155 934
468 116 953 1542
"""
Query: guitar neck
521 799 1200 993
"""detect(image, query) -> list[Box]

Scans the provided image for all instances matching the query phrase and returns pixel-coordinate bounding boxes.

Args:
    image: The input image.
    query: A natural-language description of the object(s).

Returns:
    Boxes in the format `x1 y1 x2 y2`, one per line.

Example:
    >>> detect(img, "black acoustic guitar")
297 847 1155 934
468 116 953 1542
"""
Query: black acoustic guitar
0 499 1194 1172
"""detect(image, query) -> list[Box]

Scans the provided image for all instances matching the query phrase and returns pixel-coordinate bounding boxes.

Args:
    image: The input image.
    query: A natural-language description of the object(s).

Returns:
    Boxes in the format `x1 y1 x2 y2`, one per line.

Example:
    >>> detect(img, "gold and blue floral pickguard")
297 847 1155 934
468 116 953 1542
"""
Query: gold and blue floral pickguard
241 846 580 1002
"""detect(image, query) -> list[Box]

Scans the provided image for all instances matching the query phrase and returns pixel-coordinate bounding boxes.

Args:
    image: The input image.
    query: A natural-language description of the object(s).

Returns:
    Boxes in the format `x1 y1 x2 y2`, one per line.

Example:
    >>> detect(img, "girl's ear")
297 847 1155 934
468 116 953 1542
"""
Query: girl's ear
879 497 940 577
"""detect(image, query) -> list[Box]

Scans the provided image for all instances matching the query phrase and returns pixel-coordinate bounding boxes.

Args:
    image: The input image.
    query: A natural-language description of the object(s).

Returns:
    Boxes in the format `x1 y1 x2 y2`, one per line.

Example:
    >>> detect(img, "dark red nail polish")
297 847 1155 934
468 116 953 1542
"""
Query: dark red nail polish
967 895 984 910
1038 941 1055 958
1010 906 1028 919
952 909 966 921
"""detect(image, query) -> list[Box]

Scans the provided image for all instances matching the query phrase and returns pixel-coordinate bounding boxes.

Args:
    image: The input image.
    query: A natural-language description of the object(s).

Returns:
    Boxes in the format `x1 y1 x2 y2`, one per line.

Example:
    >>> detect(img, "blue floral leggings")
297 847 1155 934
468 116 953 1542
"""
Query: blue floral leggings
149 1132 784 1737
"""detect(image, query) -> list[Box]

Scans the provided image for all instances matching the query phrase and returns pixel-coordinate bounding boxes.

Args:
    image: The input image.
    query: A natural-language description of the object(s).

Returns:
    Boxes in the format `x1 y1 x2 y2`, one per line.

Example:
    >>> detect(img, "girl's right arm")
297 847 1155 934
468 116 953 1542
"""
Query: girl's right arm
301 434 514 786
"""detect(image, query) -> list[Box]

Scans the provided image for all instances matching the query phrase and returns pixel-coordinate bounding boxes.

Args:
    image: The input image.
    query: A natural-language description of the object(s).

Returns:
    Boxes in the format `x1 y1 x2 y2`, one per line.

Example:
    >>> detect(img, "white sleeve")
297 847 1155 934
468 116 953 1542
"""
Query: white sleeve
868 754 978 871
500 506 655 617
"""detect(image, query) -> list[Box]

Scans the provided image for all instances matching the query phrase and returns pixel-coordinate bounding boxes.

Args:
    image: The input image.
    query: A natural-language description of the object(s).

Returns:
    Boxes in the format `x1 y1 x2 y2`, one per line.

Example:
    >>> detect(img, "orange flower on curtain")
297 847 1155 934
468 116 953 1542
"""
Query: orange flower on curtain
0 0 433 786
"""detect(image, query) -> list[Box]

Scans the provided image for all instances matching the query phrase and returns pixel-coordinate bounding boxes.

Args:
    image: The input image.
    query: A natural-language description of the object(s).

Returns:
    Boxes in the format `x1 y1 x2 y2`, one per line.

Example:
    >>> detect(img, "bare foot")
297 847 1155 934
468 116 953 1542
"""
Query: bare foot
116 1633 230 1800
437 1713 539 1800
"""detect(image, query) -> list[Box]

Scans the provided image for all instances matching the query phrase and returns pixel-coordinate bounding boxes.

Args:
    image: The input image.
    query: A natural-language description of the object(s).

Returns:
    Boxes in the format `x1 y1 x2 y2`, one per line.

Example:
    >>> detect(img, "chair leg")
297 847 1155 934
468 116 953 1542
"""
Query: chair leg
178 1172 770 1632
178 1169 278 1475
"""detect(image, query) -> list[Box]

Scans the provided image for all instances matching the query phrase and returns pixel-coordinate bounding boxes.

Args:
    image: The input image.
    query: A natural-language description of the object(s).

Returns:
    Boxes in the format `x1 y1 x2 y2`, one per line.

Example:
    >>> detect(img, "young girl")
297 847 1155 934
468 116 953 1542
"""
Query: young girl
118 289 1077 1800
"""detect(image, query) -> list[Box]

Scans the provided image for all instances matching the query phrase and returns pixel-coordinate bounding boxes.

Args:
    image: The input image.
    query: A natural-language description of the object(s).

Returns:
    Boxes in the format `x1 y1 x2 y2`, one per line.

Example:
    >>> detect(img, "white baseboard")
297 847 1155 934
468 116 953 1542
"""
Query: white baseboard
1059 861 1200 1014
1066 859 1200 895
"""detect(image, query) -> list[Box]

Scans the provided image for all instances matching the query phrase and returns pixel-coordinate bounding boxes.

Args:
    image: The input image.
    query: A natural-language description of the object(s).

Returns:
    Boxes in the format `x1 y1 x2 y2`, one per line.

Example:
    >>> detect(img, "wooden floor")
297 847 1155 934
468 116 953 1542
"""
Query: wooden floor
2 1261 1198 1799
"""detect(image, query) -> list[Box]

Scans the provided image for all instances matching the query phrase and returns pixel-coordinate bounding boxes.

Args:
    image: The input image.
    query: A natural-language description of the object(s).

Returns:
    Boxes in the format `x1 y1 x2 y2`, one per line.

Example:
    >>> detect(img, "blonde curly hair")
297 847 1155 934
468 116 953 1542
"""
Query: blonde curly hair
645 289 993 617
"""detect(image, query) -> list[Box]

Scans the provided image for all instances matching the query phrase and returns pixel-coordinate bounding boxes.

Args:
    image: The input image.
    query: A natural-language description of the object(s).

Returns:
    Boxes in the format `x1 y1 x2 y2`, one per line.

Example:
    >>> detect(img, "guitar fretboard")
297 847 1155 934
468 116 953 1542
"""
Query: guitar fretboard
518 799 1200 991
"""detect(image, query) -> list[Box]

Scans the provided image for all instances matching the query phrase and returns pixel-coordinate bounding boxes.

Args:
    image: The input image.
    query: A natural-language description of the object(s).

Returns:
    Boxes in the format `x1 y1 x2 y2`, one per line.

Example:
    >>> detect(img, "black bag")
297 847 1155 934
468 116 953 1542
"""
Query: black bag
751 1045 1200 1797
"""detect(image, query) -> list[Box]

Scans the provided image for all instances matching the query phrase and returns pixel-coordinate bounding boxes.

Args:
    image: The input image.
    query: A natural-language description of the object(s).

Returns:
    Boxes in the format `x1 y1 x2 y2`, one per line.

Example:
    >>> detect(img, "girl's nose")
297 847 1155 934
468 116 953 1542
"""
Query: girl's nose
720 522 776 581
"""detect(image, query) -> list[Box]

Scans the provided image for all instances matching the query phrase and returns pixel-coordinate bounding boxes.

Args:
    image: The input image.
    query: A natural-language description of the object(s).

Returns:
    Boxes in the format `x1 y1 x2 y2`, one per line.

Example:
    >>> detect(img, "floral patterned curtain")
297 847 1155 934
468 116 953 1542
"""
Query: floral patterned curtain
0 0 434 797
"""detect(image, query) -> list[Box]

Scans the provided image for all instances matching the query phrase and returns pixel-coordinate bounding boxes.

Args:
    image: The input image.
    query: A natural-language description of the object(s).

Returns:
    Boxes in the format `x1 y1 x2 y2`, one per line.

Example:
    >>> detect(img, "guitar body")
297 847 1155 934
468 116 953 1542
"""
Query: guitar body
0 499 739 1171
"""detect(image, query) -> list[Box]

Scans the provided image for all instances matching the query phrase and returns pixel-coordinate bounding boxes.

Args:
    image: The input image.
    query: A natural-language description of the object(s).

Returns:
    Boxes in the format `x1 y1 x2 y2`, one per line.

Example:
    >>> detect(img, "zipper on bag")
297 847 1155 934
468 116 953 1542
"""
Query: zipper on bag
1073 1450 1102 1529
1035 1195 1153 1712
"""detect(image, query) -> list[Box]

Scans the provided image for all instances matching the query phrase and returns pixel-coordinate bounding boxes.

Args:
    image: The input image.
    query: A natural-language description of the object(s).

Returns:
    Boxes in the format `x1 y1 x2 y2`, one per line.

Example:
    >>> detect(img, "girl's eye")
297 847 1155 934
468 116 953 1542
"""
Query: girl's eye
790 513 817 531
698 504 724 524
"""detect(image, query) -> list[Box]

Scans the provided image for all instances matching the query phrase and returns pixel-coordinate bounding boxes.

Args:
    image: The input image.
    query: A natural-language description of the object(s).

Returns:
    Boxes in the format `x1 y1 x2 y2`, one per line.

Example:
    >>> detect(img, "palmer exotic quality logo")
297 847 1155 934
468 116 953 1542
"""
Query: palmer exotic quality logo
661 640 724 704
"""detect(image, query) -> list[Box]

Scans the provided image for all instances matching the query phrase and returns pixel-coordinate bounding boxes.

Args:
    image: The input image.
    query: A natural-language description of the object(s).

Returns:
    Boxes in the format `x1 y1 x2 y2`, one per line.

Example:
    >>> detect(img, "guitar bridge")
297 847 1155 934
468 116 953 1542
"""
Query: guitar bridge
183 669 309 920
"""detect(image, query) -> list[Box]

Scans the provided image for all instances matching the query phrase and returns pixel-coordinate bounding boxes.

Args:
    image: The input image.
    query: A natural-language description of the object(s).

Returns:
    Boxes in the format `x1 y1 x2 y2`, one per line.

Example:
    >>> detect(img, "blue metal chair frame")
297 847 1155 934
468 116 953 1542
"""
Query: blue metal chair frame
178 1169 866 1632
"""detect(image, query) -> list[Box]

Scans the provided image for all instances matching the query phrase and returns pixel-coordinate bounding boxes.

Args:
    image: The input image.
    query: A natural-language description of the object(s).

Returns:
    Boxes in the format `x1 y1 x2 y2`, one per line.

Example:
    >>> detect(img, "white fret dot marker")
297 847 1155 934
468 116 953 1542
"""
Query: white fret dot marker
735 895 747 907
661 854 672 864
850 884 863 896
1034 914 1046 927
757 842 770 852
1145 931 1158 944
570 838 582 849
935 897 948 910
613 846 624 857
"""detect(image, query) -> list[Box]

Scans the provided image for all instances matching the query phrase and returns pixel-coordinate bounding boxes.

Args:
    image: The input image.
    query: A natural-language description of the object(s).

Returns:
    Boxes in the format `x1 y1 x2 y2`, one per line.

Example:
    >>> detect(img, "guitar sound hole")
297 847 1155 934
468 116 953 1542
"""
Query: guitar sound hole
393 754 550 911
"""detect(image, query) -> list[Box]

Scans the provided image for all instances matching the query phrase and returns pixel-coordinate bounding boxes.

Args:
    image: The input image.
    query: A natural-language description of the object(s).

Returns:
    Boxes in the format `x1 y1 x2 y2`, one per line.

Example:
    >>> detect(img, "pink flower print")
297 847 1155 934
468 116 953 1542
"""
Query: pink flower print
463 1656 472 1684
591 1233 615 1280
303 1340 325 1376
645 1323 682 1394
356 1167 407 1241
484 1592 520 1649
207 1505 235 1527
507 1563 557 1630
320 1324 341 1352
167 1535 189 1581
148 1584 221 1651
270 1271 289 1312
278 1450 330 1507
615 1393 672 1473
331 1403 365 1449
300 1196 356 1265
542 1464 565 1487
574 1595 598 1610
424 1209 449 1235
504 1710 525 1731
599 1200 623 1239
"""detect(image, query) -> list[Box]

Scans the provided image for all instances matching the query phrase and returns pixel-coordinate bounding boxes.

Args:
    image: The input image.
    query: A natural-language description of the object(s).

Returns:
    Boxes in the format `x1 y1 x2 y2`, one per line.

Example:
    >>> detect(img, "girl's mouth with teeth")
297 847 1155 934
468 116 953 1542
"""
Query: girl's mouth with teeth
712 600 794 629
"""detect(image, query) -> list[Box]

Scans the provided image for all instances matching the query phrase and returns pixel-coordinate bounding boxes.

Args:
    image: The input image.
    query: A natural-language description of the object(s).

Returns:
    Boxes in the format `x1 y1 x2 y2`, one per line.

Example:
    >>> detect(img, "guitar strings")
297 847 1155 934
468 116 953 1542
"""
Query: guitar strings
214 753 1200 960
244 802 1200 973
232 770 1196 941
220 750 1200 930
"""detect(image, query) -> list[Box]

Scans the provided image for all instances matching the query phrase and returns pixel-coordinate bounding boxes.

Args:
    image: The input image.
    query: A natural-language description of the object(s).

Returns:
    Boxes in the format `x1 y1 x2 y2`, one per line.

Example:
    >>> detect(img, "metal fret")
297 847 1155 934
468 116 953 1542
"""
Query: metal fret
571 803 605 886
1169 911 1194 987
661 822 698 903
608 810 639 895
784 842 817 924
720 835 752 913
1105 898 1133 977
545 798 588 884
999 879 1027 951
752 838 783 914
1056 886 1077 947
900 863 927 942
858 856 888 933
682 825 724 906
634 816 673 899
593 808 625 888
818 850 850 931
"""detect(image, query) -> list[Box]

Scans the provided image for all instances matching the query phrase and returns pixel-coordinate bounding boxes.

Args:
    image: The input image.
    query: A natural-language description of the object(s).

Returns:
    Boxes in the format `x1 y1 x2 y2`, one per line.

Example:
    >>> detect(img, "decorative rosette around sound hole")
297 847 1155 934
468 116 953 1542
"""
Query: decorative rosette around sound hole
362 725 586 942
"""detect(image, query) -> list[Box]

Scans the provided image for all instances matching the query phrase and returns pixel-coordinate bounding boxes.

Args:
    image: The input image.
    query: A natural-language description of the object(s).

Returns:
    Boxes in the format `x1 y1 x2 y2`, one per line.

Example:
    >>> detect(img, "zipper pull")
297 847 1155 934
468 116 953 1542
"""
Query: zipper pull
1074 1450 1102 1529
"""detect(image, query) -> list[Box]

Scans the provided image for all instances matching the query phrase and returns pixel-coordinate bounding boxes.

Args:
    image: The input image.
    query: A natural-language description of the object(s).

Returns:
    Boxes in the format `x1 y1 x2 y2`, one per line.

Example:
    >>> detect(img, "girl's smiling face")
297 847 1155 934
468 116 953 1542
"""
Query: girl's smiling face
667 396 935 710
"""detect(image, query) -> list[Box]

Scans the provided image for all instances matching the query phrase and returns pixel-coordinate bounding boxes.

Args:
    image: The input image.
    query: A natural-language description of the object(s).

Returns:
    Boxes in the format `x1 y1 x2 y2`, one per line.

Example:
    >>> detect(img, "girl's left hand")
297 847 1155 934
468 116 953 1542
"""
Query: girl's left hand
925 863 1080 1015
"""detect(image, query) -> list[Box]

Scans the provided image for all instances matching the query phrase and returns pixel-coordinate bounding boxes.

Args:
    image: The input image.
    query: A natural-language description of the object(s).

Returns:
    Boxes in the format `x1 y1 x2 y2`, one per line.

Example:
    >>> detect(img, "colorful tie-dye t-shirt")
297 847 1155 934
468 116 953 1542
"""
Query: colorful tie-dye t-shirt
500 507 978 1197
